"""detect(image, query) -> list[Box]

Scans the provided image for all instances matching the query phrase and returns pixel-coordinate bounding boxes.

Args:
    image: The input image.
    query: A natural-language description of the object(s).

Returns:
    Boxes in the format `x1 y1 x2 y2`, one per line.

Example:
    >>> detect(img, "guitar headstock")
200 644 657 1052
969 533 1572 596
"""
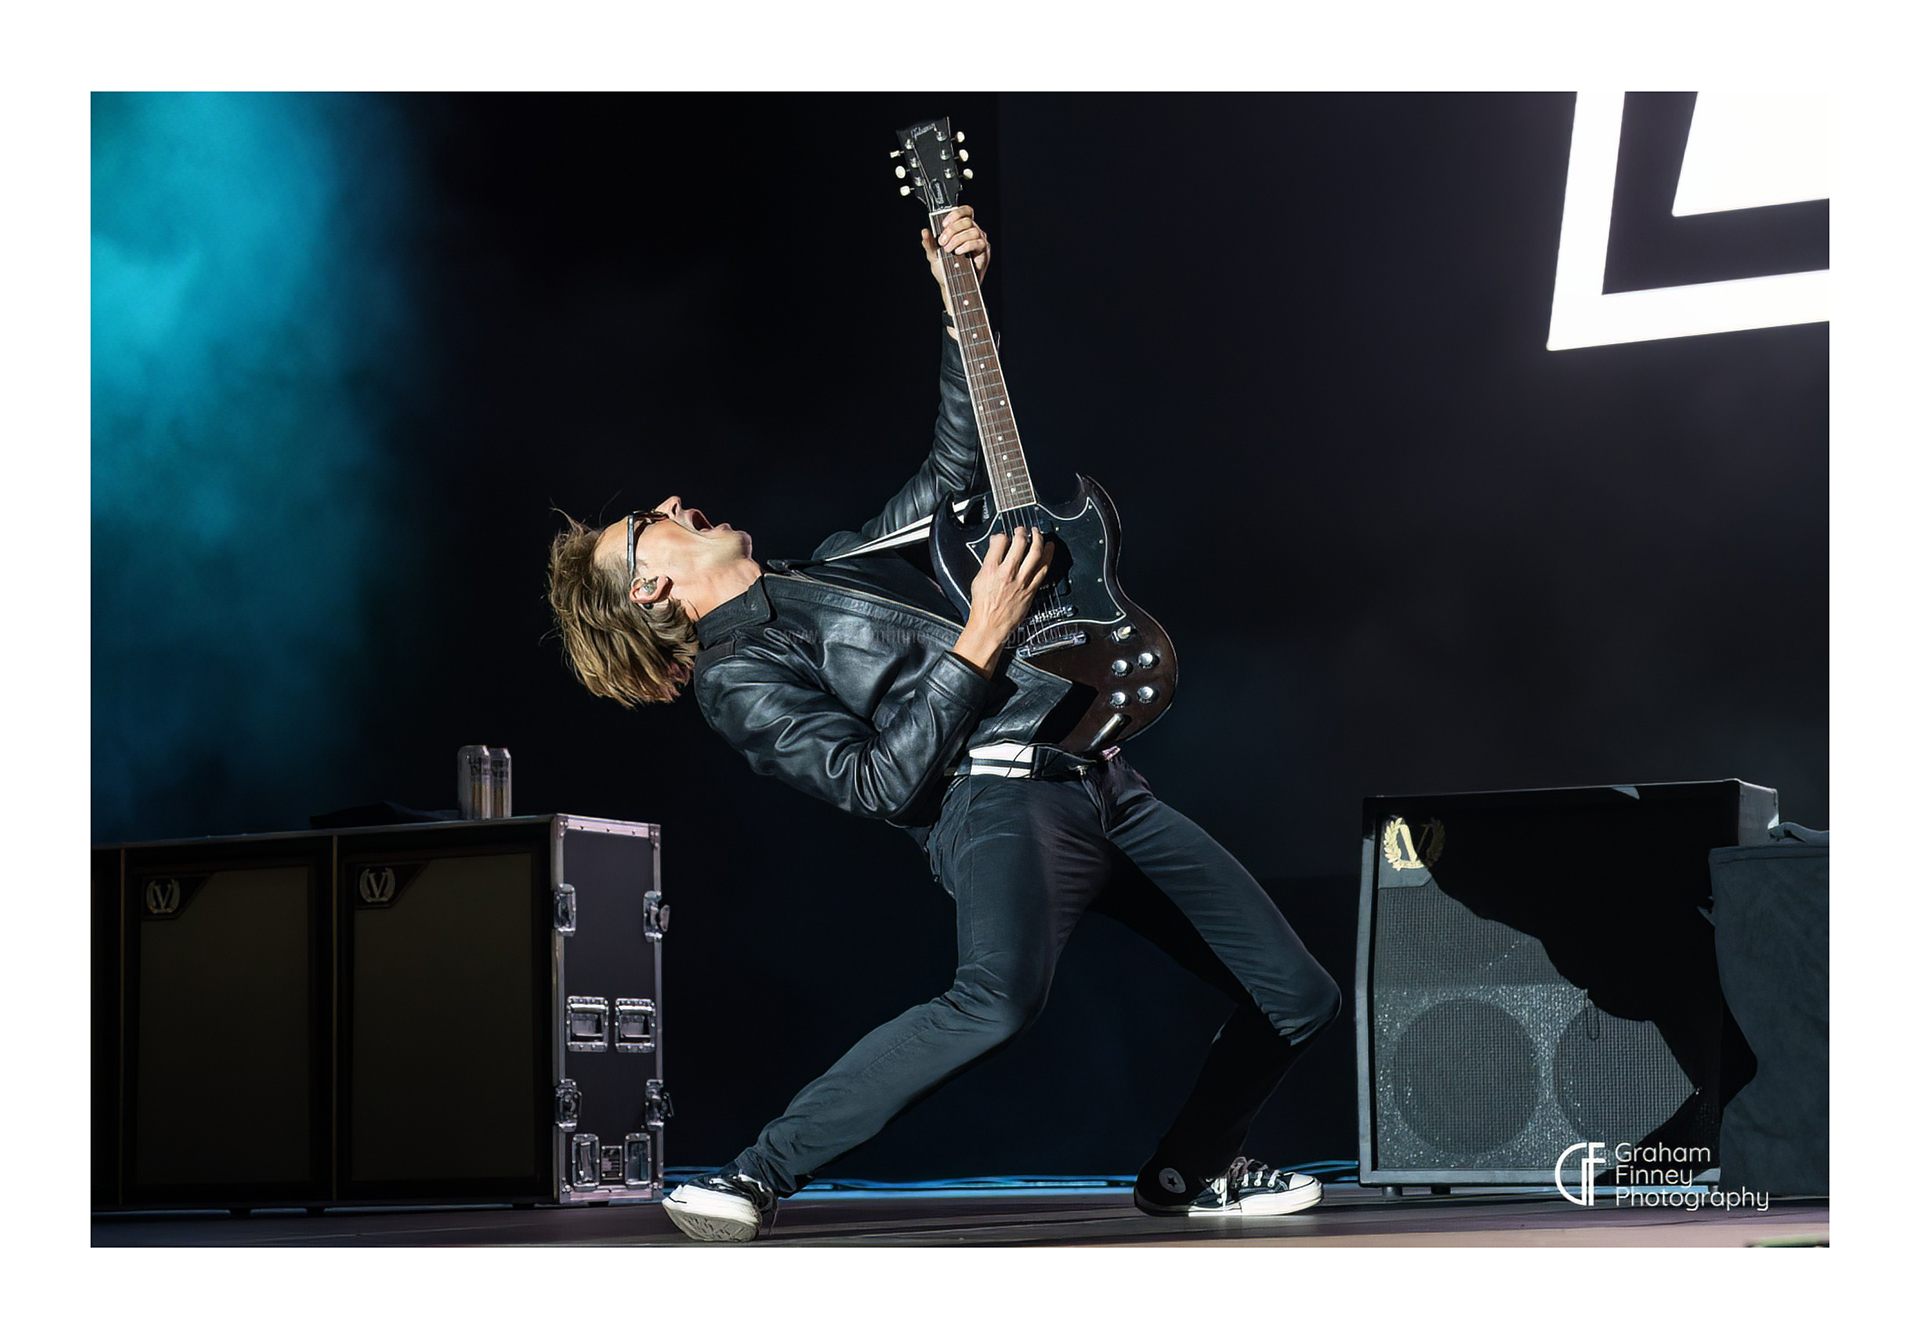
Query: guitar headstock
892 116 971 215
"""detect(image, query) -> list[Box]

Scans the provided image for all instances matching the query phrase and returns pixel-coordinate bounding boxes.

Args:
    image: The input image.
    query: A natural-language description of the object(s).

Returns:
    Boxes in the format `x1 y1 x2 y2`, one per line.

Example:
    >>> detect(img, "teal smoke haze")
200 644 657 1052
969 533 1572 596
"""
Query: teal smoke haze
92 93 418 841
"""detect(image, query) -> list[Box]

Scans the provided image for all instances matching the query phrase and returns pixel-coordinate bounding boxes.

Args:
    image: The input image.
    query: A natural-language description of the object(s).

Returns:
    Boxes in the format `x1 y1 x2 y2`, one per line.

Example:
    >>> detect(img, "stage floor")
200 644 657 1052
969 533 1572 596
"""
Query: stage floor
91 1184 1829 1247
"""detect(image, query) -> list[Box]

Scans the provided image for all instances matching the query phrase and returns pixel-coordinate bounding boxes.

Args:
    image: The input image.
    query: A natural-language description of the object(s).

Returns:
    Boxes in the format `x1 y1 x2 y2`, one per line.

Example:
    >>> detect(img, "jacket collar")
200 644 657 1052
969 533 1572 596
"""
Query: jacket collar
693 575 778 645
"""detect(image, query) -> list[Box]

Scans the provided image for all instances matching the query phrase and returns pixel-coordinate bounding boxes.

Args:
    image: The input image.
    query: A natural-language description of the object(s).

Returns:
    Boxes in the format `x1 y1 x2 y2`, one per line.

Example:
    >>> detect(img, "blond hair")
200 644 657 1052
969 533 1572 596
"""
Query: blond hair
545 512 699 707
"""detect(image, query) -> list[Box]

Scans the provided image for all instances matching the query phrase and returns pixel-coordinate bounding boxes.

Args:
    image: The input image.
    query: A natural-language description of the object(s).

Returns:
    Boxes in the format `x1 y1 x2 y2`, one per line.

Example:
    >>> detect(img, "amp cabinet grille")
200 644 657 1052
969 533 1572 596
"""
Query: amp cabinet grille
1355 780 1774 1187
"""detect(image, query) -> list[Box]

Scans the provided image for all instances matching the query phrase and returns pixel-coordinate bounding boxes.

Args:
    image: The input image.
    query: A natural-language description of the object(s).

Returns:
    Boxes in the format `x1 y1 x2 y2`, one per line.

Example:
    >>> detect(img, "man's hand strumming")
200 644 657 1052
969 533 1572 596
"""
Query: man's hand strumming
950 525 1053 677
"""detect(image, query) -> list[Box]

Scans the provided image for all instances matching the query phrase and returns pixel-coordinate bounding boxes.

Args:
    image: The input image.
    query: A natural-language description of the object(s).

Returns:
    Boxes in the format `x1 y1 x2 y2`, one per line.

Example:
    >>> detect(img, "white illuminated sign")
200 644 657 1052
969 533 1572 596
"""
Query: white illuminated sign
1546 92 1829 351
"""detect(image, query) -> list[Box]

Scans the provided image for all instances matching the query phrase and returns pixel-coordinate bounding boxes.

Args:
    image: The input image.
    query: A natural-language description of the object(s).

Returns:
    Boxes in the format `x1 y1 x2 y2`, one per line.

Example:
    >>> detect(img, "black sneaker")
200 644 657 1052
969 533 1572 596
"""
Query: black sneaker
1135 1157 1322 1219
663 1168 779 1242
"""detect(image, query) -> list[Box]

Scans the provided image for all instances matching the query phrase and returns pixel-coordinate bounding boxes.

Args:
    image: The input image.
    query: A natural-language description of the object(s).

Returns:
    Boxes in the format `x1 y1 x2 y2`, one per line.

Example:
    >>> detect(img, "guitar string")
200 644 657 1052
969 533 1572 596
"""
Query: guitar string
940 232 1068 643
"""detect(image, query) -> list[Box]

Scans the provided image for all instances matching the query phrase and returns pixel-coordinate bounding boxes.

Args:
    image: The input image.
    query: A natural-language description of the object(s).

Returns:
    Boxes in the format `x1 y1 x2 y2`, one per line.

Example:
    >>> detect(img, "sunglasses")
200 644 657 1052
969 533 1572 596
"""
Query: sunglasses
625 511 668 583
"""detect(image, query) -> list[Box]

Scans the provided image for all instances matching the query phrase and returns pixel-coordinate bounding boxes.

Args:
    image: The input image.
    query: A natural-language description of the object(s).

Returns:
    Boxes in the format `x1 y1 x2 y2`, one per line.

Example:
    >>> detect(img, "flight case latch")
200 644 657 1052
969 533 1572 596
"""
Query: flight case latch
555 1079 581 1131
646 1079 674 1128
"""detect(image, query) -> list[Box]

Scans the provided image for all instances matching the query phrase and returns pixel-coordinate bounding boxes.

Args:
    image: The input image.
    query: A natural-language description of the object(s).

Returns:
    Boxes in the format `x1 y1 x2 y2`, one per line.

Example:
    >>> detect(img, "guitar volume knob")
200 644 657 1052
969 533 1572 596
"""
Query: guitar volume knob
1136 651 1158 669
1135 685 1158 704
1107 690 1129 708
1109 659 1133 677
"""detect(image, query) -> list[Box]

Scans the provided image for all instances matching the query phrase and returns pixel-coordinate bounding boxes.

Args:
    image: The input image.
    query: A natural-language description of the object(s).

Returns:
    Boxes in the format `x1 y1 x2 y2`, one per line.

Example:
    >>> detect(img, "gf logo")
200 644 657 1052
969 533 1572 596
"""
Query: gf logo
143 877 182 915
358 867 397 905
1555 1142 1611 1207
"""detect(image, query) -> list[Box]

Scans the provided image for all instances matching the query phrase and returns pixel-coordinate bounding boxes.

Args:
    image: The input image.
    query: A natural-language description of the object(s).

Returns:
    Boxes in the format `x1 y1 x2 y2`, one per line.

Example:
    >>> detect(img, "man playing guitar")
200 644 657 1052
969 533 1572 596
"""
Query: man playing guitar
545 205 1341 1242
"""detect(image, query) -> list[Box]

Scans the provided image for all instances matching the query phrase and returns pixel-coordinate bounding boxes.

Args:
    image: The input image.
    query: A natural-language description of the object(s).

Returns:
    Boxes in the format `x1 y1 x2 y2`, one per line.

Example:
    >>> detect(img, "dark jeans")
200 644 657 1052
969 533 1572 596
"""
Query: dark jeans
731 754 1342 1198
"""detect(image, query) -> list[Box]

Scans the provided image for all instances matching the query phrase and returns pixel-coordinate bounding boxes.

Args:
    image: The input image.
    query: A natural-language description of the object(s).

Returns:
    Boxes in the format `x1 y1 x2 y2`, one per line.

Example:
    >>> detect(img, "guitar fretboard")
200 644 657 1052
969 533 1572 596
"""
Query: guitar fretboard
933 208 1032 514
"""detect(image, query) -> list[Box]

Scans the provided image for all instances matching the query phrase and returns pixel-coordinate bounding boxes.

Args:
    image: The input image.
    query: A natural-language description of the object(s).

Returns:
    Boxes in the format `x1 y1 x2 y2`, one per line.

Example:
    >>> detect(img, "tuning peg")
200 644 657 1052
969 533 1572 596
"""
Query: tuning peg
957 149 969 162
962 169 973 180
890 149 904 158
955 131 965 143
900 185 914 196
895 165 907 178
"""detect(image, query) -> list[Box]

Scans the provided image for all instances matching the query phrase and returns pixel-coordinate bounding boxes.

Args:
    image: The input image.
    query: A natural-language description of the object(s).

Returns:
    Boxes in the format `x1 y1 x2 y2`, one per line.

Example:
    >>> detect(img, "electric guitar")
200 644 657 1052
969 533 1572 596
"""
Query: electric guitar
895 116 1177 755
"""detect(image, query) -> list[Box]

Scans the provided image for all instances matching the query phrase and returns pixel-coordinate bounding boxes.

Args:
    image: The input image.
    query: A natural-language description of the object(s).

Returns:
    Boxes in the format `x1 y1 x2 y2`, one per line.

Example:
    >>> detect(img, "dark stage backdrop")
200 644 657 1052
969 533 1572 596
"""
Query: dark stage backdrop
92 93 1828 1178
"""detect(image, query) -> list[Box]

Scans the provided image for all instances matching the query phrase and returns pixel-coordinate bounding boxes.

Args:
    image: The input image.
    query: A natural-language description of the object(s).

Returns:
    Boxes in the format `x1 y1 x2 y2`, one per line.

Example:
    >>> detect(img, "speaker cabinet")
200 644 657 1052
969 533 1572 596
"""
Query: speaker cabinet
112 837 331 1207
1709 836 1829 1197
1356 780 1775 1187
93 815 665 1211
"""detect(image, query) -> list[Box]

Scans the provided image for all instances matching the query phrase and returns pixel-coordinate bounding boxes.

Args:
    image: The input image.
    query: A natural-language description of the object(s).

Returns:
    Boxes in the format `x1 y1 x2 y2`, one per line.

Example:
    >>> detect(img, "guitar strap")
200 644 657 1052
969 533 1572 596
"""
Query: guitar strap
808 493 980 563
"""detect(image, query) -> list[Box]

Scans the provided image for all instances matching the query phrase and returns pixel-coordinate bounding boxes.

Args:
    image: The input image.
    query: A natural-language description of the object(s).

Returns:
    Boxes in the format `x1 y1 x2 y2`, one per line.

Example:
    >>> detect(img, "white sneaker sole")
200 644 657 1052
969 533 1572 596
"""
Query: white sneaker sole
663 1185 767 1243
1135 1176 1324 1219
1228 1178 1323 1217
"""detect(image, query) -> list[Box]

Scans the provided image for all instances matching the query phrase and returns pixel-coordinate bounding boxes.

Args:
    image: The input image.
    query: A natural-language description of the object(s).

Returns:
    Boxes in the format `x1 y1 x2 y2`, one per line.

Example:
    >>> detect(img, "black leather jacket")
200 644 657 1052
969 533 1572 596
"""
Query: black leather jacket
691 332 1071 832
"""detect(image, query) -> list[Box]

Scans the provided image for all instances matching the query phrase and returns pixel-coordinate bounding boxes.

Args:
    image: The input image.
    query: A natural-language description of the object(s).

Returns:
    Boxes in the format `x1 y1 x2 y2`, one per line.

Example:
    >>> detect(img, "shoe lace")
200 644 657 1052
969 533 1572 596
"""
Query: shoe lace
730 1171 775 1208
1221 1157 1289 1198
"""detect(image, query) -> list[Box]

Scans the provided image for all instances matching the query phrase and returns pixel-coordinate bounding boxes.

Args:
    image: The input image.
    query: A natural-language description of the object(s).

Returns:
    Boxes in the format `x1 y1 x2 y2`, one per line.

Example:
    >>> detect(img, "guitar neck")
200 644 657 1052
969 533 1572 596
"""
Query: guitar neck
931 207 1033 514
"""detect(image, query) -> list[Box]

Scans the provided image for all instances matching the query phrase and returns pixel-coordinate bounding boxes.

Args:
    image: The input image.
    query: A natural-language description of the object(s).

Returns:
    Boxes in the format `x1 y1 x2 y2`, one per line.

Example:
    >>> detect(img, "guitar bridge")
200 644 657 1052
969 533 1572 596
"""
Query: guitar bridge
1017 630 1087 657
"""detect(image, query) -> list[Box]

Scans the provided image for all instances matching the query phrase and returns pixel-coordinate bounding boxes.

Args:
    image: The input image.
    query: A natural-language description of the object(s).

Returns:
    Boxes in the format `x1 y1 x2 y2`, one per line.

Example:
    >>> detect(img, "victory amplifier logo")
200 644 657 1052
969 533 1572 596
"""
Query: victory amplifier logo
143 877 182 916
357 866 398 905
1382 816 1445 871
